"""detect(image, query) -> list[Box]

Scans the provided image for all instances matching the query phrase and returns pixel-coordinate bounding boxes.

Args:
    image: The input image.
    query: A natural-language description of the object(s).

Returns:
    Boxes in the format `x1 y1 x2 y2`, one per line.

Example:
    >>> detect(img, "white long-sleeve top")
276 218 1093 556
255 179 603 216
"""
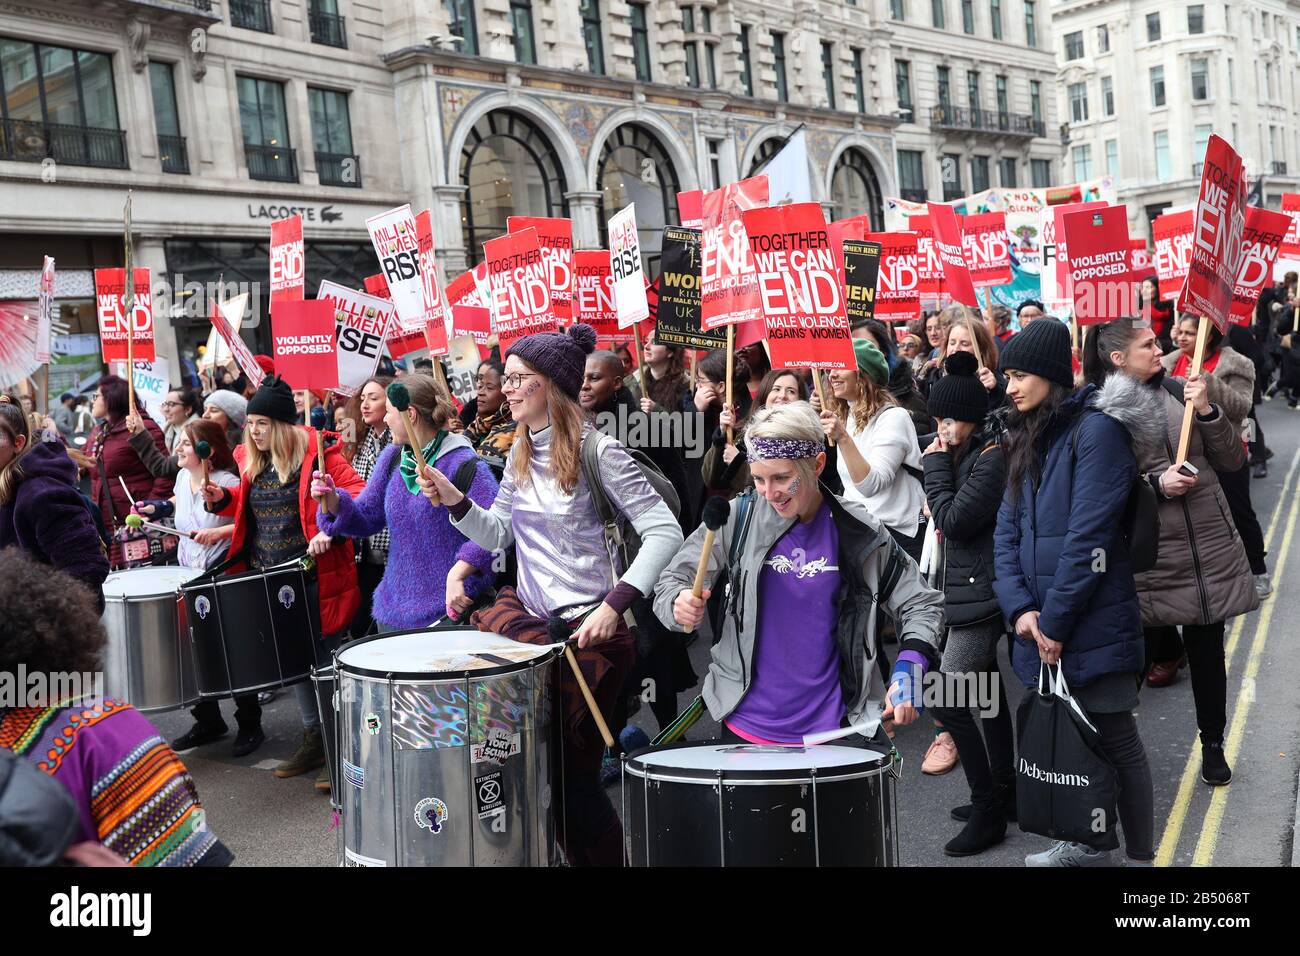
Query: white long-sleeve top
836 404 925 537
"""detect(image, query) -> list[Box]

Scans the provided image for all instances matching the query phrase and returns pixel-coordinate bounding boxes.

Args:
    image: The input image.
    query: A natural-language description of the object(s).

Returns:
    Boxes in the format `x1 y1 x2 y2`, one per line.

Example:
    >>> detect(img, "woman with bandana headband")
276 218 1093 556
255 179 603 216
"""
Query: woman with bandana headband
655 401 944 749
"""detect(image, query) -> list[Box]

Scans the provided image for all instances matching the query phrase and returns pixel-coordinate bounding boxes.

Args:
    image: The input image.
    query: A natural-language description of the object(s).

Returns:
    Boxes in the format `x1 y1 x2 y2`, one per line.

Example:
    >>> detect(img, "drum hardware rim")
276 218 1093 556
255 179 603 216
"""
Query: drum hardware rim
715 769 725 867
811 766 820 868
621 766 892 786
193 674 309 698
334 628 561 682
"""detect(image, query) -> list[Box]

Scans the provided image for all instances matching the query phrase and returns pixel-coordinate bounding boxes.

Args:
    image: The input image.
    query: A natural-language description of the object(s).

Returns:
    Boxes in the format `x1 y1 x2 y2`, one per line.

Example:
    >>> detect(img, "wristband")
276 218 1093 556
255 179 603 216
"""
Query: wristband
889 658 925 714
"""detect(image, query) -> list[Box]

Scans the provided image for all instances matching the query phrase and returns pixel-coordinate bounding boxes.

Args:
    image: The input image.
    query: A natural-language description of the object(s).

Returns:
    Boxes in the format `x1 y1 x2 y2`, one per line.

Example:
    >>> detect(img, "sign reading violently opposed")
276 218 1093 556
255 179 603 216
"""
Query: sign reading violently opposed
269 215 305 304
741 202 854 370
1045 201 1107 314
482 227 557 352
608 204 649 327
414 210 448 356
36 255 53 363
1129 239 1152 275
1061 205 1134 324
572 250 620 341
270 299 338 392
316 280 395 397
365 204 424 328
1231 206 1292 320
701 175 769 330
1177 135 1249 333
1153 210 1195 301
1280 194 1300 258
926 203 979 308
841 239 882 325
910 215 943 298
94 267 155 363
508 216 573 322
677 190 705 229
451 305 493 345
867 231 921 321
207 293 264 388
655 227 727 350
960 212 1013 287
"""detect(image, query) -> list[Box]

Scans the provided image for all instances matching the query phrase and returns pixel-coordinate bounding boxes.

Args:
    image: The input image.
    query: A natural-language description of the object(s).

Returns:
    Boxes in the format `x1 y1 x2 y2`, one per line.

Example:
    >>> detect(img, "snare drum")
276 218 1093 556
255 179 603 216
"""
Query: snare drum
101 566 203 713
336 628 561 867
181 558 320 699
623 742 901 867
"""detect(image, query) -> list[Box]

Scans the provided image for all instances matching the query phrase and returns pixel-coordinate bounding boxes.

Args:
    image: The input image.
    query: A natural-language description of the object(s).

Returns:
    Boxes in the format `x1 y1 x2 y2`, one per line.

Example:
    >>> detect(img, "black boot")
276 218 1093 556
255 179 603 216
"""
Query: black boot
1201 739 1232 786
951 782 1017 822
232 724 266 758
171 720 228 751
943 805 1008 857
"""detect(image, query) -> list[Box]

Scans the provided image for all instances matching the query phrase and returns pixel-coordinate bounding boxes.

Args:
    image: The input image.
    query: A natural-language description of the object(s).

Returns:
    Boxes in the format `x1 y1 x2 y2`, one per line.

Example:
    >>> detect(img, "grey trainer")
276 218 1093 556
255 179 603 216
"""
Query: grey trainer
1025 841 1114 867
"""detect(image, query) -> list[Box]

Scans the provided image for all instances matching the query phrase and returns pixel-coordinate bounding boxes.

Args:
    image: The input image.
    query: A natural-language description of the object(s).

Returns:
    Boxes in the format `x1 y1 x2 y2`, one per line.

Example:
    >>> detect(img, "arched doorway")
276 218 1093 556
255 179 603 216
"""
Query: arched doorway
459 109 569 263
830 148 884 229
597 124 680 277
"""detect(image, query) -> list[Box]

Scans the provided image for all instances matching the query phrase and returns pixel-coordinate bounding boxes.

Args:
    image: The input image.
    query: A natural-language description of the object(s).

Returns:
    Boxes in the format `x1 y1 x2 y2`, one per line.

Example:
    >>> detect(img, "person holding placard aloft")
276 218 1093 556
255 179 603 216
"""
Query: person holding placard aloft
1081 317 1259 788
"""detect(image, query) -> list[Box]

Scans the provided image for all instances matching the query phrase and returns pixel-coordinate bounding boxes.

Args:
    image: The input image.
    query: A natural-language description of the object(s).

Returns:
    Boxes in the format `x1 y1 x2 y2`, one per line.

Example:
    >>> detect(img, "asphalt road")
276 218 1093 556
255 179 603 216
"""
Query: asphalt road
153 398 1300 867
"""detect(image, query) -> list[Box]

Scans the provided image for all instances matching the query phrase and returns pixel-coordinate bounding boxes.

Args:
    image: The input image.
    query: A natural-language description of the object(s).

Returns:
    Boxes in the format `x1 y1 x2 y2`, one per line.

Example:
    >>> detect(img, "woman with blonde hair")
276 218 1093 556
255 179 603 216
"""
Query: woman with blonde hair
922 306 1005 407
419 324 683 866
203 375 365 782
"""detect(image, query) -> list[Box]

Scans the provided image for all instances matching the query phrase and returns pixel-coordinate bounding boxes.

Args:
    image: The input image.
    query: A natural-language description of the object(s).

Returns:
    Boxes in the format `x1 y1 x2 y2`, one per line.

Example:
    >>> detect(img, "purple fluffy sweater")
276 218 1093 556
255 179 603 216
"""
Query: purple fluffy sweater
317 438 497 630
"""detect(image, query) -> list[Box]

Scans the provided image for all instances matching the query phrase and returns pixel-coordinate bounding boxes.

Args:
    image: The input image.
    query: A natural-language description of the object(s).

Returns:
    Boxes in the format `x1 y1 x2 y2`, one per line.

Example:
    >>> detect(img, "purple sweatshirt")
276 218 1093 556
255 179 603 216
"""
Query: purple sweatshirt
316 437 497 630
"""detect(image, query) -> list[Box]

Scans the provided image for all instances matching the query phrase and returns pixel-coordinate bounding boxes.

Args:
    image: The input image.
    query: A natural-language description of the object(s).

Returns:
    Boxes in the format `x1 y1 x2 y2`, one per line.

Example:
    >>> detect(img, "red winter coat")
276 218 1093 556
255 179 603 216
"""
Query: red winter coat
88 417 173 561
214 428 366 638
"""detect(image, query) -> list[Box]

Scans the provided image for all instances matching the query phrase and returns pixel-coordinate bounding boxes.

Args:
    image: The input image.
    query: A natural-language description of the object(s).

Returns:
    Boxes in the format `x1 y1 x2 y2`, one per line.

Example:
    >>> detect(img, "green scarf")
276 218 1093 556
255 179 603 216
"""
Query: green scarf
398 431 447 494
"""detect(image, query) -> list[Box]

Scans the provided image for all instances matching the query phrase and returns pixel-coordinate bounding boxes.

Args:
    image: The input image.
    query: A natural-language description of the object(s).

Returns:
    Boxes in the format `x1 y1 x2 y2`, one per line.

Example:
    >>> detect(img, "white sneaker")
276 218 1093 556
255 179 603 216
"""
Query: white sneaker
1025 841 1114 867
1255 574 1272 599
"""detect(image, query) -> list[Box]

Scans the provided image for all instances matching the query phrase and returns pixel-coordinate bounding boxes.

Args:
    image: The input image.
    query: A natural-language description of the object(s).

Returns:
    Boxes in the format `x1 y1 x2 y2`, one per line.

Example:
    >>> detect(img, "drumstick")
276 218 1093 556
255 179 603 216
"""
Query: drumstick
692 498 730 598
385 382 432 481
547 617 615 749
123 513 195 539
117 475 137 508
803 718 882 747
195 439 212 493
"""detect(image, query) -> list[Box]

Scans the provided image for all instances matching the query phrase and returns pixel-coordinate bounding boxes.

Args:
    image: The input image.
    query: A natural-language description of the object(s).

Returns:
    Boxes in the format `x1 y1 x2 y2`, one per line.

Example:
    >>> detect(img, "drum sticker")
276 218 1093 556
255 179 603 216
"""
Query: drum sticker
277 585 296 609
364 713 381 735
474 771 505 819
343 848 386 867
194 595 211 620
472 731 521 764
343 759 365 790
413 797 449 834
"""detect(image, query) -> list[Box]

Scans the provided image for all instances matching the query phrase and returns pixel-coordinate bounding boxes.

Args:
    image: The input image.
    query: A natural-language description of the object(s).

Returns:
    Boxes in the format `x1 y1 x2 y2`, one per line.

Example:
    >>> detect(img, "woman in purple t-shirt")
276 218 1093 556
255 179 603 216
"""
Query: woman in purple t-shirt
655 402 945 746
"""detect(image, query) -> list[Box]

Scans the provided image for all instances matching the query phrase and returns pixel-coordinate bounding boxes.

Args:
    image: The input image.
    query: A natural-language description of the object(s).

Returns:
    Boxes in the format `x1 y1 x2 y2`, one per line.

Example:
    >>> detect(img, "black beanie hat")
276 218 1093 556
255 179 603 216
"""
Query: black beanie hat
246 375 298 424
928 352 988 423
998 318 1073 387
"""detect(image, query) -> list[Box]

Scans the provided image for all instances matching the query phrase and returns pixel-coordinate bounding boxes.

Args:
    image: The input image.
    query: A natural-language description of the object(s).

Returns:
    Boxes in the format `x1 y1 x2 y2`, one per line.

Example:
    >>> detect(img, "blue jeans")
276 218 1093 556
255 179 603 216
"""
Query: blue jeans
296 631 347 731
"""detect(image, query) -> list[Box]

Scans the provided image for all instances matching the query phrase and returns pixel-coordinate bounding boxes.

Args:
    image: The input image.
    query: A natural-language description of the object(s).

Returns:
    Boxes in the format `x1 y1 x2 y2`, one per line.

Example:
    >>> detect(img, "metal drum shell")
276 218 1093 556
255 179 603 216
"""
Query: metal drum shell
336 628 562 868
101 566 202 714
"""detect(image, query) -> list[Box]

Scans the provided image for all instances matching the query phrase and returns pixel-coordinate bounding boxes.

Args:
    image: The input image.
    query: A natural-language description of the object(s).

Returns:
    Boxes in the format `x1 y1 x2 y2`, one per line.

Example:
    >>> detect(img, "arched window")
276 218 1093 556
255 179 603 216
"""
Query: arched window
830 147 883 229
597 124 680 277
460 110 568 263
746 136 784 177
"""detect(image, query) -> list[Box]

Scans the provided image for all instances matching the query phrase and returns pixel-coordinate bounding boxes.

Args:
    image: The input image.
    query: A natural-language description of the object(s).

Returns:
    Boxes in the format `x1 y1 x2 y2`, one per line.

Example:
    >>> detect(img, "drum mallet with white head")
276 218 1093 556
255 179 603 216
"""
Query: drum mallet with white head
385 382 432 481
692 498 730 598
547 616 616 749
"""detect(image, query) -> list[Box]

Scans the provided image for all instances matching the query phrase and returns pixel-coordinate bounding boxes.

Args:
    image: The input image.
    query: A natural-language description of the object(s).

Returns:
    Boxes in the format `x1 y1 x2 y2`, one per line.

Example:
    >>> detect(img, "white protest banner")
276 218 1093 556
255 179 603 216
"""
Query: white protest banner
316 280 395 397
207 293 265 388
608 203 649 327
36 256 53 363
365 204 423 328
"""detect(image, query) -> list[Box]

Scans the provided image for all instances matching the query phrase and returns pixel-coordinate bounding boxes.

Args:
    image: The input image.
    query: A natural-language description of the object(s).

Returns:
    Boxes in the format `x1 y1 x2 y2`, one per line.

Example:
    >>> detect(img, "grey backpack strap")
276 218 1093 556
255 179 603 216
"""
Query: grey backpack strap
581 430 624 571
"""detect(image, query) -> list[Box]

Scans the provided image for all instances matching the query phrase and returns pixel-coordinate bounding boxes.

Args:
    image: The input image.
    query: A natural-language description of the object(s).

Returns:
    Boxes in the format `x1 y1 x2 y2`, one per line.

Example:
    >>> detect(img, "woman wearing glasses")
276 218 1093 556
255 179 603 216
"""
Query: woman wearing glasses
420 324 683 867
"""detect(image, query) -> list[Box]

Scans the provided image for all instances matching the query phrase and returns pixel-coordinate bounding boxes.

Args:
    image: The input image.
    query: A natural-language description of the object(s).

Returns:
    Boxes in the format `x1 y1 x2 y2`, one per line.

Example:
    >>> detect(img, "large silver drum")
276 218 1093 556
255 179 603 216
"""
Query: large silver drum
337 628 561 867
101 566 202 714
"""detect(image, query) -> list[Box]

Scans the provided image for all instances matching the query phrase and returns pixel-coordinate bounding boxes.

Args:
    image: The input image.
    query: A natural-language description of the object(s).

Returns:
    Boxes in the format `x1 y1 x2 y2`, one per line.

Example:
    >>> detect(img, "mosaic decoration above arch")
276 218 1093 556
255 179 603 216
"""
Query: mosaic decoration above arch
534 96 614 150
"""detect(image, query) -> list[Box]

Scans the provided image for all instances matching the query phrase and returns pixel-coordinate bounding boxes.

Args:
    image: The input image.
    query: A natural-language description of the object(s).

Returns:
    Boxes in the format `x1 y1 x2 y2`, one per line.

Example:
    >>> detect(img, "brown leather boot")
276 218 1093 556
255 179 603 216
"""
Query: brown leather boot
1146 656 1186 688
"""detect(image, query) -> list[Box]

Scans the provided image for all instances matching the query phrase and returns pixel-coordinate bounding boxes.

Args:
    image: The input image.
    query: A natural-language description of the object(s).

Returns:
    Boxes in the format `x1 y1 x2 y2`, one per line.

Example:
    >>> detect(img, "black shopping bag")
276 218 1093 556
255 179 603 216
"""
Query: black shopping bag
1015 665 1119 851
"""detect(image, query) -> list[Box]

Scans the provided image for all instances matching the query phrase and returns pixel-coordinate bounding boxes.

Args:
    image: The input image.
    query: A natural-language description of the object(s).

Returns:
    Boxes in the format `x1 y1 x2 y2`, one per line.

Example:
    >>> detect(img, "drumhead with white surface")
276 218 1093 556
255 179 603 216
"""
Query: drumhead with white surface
103 565 202 599
336 629 554 680
625 742 889 783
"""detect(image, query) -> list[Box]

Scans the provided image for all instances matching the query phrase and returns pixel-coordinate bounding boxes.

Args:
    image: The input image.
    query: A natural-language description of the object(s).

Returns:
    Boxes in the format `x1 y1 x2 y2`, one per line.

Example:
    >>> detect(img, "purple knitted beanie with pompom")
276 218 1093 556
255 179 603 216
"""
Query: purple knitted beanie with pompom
505 323 598 401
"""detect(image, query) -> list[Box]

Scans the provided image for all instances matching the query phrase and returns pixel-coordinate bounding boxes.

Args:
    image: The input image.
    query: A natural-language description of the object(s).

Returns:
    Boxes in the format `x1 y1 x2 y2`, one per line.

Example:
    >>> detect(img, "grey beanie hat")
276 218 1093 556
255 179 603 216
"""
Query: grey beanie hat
203 388 248 428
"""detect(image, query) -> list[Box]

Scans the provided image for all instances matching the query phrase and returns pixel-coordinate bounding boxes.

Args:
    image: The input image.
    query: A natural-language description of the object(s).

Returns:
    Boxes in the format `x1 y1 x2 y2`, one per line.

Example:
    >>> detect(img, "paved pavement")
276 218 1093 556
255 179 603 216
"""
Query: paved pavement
153 399 1300 867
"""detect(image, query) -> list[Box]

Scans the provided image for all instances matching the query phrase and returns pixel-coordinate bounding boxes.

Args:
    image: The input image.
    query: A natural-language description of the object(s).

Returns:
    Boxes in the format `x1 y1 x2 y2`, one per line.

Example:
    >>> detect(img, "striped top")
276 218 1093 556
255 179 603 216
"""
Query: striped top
0 698 227 867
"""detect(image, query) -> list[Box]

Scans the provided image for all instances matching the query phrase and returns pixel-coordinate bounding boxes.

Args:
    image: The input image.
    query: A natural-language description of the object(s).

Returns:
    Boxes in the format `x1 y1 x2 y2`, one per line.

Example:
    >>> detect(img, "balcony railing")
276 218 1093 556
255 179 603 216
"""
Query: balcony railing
0 118 127 169
231 0 273 32
1273 160 1288 175
245 144 298 182
158 134 189 174
310 10 347 48
316 151 361 187
930 104 1046 138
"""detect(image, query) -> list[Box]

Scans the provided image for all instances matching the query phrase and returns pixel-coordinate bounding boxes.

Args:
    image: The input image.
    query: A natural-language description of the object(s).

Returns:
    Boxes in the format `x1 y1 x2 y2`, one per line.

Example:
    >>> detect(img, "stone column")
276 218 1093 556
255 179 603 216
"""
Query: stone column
434 184 470 276
565 191 605 249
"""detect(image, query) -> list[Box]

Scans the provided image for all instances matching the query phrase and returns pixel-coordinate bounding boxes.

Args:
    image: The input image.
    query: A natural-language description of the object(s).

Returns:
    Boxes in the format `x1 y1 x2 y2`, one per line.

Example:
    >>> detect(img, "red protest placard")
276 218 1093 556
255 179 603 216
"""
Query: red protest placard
1129 239 1152 275
451 305 493 345
677 189 704 229
270 215 304 305
94 267 155 363
1062 205 1133 325
1280 194 1300 258
701 175 769 330
573 250 621 342
911 215 943 298
927 203 979 308
271 299 337 391
867 231 921 321
1231 206 1292 321
1051 201 1107 307
1153 210 1195 301
445 267 486 309
960 212 1013 288
414 210 446 337
482 227 557 352
385 328 427 359
1177 135 1249 332
363 273 390 299
828 215 870 287
207 295 264 388
741 202 854 371
508 216 573 321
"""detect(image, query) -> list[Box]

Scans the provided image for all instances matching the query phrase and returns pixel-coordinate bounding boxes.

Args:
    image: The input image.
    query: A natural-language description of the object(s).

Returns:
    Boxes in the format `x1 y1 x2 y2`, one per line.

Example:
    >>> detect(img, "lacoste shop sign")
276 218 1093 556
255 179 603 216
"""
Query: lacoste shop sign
247 203 344 223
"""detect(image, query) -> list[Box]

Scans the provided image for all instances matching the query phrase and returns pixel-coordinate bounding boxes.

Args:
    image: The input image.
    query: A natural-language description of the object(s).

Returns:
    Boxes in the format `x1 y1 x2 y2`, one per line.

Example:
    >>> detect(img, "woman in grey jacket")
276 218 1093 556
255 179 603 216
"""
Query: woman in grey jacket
654 401 944 747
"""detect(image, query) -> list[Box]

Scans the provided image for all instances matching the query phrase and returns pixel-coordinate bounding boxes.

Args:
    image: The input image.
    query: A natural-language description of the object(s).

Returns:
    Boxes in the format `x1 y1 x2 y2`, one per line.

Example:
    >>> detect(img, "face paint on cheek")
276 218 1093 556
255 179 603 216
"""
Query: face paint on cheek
521 379 542 398
787 477 801 498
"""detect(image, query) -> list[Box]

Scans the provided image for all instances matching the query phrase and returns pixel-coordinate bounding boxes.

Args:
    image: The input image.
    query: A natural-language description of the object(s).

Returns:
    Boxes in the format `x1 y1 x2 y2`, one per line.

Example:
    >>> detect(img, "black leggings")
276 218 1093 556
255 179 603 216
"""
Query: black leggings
1091 710 1155 863
1145 622 1229 742
932 666 1015 810
1217 464 1267 574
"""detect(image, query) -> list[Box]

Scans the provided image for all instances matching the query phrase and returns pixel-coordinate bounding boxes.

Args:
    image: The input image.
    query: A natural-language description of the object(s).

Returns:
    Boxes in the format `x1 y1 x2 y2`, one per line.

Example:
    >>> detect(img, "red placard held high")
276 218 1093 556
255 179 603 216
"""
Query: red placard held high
926 202 978 308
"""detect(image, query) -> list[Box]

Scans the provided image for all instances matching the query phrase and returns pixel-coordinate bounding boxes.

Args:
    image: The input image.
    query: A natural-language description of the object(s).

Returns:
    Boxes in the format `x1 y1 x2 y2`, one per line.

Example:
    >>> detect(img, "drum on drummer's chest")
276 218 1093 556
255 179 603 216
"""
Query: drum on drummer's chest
334 627 562 868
